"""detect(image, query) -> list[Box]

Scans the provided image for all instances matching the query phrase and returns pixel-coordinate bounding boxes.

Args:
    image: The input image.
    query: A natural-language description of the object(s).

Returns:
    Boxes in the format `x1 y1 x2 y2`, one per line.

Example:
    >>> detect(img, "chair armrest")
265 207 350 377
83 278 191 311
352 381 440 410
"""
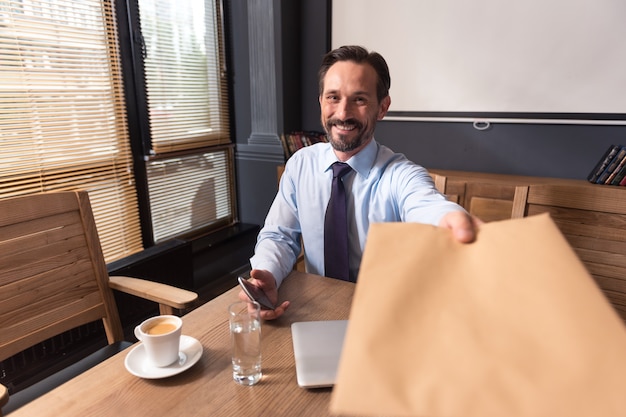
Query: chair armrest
108 276 198 314
1 383 8 414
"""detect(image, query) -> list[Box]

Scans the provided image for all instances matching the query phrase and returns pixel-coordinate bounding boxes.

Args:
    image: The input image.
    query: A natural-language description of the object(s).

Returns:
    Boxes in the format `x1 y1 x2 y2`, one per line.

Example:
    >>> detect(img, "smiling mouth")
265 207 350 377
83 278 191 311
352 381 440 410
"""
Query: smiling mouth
329 118 359 132
334 123 356 131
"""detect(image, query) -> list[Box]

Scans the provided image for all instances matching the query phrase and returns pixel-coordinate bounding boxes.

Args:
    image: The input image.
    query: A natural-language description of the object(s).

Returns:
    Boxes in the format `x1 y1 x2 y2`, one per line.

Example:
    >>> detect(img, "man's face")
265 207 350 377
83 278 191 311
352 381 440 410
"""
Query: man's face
319 61 390 157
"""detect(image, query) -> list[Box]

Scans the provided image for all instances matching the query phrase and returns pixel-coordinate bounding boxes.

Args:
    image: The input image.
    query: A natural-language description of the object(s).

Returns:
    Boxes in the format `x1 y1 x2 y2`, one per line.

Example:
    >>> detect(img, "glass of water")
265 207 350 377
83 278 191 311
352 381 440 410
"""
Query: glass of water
228 300 262 385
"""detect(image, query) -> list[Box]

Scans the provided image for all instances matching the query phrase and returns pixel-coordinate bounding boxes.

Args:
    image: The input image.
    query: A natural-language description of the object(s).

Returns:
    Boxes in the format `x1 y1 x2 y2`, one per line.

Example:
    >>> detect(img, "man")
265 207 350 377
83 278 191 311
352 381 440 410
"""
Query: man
242 45 480 320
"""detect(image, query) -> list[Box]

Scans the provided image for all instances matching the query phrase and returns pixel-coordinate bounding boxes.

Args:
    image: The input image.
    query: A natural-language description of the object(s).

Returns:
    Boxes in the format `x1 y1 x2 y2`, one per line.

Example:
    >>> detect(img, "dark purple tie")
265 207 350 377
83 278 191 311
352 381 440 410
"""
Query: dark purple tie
324 162 353 281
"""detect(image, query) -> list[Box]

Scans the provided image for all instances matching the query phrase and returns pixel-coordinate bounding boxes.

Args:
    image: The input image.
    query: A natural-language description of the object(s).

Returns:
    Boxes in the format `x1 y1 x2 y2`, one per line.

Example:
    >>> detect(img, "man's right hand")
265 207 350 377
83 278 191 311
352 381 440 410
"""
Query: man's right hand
237 269 290 320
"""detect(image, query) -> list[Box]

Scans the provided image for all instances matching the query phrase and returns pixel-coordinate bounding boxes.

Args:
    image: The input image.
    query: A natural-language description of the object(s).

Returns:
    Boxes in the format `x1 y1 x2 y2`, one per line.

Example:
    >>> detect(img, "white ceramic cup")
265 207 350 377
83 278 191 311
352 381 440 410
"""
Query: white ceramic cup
134 315 183 367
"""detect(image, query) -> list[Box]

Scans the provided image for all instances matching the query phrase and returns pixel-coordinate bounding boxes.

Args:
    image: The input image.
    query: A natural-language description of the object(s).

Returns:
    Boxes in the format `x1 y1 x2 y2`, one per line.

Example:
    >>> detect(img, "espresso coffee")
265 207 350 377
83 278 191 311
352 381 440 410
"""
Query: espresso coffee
135 315 183 367
146 321 177 335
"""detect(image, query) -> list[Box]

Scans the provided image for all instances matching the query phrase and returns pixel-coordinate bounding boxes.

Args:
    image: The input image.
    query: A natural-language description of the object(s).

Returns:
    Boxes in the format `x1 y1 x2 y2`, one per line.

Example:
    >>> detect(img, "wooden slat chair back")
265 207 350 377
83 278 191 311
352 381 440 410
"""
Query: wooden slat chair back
512 184 626 323
462 182 521 222
0 191 126 360
0 191 198 414
430 173 460 204
430 173 519 222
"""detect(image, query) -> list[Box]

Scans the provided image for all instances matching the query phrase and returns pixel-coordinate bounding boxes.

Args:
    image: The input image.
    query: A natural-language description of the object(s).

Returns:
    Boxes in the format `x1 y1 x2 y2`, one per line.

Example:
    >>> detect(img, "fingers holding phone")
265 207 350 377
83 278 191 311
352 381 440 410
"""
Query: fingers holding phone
237 270 290 320
239 276 275 310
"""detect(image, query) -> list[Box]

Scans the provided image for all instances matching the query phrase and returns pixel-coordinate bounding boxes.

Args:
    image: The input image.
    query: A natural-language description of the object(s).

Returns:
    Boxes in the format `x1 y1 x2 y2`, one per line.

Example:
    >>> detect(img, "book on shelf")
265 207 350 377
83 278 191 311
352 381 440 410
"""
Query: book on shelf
606 150 626 185
609 153 626 185
596 145 626 184
587 144 620 183
280 131 328 159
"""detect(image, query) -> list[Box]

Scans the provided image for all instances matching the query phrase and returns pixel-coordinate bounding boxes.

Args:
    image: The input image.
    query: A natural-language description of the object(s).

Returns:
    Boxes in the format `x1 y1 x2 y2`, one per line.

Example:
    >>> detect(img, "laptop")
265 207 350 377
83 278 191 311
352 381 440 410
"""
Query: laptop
291 320 348 388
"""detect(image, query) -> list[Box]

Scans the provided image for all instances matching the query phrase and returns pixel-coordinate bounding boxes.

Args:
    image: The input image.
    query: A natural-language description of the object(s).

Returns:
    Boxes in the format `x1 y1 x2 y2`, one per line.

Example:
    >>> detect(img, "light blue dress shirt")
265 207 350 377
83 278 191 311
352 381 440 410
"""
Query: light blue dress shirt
250 139 465 286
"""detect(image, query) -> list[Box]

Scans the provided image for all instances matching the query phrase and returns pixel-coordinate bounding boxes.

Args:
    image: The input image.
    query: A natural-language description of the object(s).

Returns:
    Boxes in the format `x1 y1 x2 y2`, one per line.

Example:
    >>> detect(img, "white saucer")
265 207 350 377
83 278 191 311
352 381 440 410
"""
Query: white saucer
125 335 203 379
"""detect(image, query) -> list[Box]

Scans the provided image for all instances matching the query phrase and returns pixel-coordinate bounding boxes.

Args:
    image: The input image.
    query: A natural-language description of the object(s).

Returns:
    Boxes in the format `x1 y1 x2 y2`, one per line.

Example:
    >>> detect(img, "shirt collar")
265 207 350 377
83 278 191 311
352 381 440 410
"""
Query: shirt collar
321 139 378 179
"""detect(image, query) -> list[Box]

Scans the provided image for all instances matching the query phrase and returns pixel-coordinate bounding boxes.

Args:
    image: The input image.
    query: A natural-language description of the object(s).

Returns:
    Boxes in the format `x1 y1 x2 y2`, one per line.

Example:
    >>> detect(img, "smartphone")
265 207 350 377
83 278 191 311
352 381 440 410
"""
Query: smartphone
238 276 275 310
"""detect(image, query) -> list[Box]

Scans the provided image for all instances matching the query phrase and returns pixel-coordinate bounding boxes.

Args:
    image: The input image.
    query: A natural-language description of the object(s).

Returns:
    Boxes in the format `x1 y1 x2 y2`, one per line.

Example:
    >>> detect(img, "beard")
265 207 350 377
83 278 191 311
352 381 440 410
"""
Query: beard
324 117 376 153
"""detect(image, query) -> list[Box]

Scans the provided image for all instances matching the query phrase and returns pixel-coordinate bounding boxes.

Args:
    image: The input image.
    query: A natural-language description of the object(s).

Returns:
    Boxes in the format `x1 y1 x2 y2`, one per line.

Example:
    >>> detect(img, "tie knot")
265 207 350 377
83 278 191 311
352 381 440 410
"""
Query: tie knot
332 162 352 179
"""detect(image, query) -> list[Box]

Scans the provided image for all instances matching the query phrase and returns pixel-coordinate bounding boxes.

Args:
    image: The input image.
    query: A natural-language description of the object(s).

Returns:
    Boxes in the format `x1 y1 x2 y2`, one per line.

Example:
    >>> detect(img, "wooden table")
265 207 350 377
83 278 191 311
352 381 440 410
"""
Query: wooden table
10 271 355 416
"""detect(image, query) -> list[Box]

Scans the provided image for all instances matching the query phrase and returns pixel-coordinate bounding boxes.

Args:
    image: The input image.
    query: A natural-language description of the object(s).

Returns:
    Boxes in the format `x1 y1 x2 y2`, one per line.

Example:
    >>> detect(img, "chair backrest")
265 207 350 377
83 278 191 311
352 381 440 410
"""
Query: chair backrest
430 173 461 204
430 172 519 222
0 191 124 362
512 183 626 322
462 181 520 222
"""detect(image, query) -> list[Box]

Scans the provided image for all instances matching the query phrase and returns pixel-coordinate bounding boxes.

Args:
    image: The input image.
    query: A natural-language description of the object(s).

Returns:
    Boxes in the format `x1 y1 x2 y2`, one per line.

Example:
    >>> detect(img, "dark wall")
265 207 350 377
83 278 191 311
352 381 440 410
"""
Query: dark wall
231 0 329 227
229 0 325 141
229 0 250 148
374 121 622 180
299 0 330 131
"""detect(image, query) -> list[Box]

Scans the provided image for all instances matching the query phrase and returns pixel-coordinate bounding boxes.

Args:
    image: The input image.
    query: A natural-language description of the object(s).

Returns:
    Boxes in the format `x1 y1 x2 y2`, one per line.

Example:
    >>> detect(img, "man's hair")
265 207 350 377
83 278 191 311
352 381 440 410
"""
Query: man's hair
318 45 391 103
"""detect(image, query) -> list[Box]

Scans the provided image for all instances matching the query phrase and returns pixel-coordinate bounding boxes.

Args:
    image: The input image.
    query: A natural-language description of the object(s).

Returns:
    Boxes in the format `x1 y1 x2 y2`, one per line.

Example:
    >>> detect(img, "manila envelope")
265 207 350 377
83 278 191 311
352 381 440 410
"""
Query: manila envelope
330 213 626 417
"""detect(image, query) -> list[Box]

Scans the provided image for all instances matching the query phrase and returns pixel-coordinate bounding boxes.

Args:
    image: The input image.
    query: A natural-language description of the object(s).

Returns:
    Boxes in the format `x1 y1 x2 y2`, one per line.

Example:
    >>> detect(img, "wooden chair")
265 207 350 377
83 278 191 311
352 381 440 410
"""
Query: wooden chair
430 172 465 204
462 181 522 222
430 172 518 222
511 183 626 323
0 191 198 415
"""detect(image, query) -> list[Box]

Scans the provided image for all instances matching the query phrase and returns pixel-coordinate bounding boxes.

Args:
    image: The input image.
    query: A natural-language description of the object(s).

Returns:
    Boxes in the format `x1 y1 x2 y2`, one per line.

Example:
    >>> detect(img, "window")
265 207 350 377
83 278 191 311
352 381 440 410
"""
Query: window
138 0 230 153
134 0 235 242
0 0 142 262
146 150 234 242
0 0 234 259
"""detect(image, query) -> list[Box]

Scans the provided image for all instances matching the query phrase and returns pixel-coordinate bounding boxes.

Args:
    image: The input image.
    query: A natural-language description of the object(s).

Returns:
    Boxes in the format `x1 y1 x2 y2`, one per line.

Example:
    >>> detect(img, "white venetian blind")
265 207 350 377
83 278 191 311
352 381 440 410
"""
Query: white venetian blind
139 0 231 154
146 149 234 242
138 0 235 241
0 0 143 262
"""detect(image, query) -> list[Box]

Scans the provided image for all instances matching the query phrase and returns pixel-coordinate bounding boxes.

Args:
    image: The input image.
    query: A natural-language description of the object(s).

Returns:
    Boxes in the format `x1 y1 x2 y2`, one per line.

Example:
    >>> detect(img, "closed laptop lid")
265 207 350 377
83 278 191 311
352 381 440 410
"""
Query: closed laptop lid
291 320 348 388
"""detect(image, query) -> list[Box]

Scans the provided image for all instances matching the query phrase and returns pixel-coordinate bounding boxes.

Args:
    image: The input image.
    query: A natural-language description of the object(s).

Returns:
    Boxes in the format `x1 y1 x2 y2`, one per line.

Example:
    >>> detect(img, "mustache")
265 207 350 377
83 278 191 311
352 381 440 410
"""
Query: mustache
325 118 362 129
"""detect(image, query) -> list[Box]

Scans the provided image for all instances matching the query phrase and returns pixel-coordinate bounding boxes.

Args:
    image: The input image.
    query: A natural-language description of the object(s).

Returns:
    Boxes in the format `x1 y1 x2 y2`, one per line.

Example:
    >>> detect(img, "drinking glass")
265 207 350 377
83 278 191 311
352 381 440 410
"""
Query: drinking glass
229 300 262 385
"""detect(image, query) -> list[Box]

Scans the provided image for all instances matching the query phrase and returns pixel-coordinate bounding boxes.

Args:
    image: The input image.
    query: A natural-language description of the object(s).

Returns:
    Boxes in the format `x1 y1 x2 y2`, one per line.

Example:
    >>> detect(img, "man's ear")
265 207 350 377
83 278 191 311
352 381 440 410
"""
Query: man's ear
378 96 391 120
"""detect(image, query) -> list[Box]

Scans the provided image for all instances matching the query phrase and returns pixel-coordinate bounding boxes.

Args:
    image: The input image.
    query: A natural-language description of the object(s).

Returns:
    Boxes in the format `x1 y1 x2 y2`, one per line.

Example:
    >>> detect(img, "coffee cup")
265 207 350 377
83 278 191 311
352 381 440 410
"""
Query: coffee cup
134 315 183 367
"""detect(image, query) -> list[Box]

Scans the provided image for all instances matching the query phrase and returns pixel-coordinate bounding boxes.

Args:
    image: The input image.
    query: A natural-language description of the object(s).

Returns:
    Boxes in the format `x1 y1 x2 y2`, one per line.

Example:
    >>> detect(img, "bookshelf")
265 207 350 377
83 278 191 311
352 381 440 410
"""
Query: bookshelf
279 131 328 159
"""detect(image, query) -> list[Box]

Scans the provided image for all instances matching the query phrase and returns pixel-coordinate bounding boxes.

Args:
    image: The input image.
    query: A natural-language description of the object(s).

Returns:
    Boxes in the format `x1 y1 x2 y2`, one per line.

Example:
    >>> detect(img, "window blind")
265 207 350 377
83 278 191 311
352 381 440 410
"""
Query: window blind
138 0 235 240
146 148 234 242
138 0 231 154
0 0 143 262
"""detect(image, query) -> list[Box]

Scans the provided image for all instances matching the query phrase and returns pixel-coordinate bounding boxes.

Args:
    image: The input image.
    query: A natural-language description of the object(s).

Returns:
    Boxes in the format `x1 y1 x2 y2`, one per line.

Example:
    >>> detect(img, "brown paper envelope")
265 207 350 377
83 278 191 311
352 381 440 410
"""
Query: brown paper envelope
330 213 626 417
